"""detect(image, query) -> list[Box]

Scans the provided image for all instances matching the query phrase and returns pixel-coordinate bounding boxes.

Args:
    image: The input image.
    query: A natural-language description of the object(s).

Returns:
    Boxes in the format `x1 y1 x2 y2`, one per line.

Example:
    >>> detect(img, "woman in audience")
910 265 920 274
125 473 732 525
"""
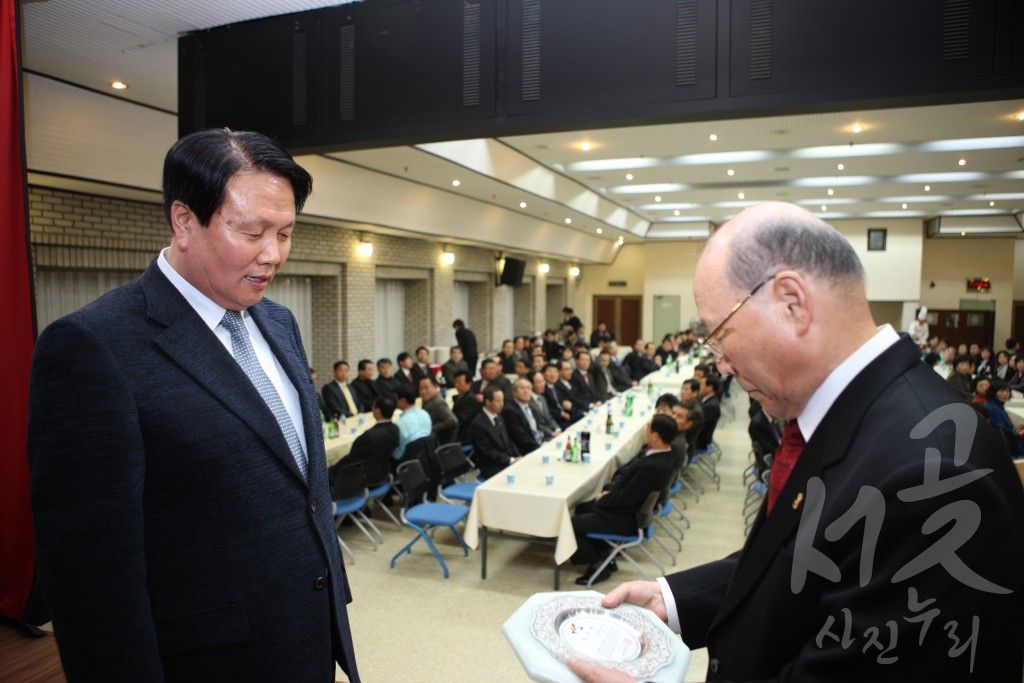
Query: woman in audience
984 379 1024 457
973 376 991 405
994 350 1012 380
975 346 994 377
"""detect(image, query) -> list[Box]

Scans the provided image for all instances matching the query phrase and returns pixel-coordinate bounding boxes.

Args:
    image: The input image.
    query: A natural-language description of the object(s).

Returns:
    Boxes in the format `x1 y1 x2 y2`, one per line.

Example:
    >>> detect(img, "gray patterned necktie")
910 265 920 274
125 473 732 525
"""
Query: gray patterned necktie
221 310 308 479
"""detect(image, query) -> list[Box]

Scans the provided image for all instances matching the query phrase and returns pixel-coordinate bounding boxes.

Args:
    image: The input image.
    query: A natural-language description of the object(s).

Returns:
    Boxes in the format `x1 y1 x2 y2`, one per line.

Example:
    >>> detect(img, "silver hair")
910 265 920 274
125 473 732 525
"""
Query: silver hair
725 211 865 291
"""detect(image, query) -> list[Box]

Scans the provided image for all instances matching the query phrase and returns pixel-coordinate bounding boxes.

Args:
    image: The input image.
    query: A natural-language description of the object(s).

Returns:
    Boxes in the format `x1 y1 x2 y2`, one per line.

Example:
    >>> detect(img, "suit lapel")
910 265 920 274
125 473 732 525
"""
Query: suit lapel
142 265 307 485
708 337 923 631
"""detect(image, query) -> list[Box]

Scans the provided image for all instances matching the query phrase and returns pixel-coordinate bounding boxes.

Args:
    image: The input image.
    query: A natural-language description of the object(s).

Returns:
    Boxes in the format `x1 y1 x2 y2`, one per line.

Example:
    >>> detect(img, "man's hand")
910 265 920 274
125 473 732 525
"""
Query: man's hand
567 656 636 683
601 580 669 623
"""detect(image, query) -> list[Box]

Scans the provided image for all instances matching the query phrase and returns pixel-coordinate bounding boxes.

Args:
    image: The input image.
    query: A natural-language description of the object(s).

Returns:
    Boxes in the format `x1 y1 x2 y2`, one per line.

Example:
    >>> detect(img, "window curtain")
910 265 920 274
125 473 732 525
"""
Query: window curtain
375 279 405 363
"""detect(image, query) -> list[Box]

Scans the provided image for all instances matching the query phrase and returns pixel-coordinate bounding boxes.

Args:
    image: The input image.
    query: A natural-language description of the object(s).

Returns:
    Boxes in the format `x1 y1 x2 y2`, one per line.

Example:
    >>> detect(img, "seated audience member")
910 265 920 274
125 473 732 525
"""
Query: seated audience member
679 379 705 456
569 414 678 585
946 353 974 401
571 351 601 407
419 375 458 445
542 363 573 427
994 350 1011 380
644 342 659 367
653 335 677 367
412 346 431 386
440 345 468 389
529 371 562 440
514 357 532 380
392 383 431 463
322 360 358 420
695 375 721 451
691 363 709 382
560 345 577 369
592 351 616 402
531 353 547 375
606 342 635 390
654 393 678 414
472 358 512 398
471 386 522 479
747 398 781 474
1009 354 1024 393
498 339 517 374
374 357 399 399
624 338 657 381
502 378 543 454
311 368 328 419
451 370 481 445
923 351 941 369
590 321 614 349
557 360 590 421
349 359 380 413
394 352 417 384
332 396 399 480
669 403 694 474
542 329 562 362
513 336 531 364
984 379 1024 457
973 376 991 405
975 346 994 378
956 342 969 357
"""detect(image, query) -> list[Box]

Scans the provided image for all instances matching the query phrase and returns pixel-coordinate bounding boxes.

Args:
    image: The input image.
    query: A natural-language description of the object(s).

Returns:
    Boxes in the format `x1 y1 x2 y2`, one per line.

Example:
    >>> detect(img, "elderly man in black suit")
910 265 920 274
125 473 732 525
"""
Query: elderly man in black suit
557 359 590 422
571 350 601 407
322 359 358 420
440 345 468 388
28 129 360 681
570 414 678 586
453 319 478 379
570 202 1024 683
695 375 721 452
472 358 511 399
451 370 481 445
349 358 380 413
419 374 458 445
502 378 543 454
374 357 399 399
470 386 521 479
529 371 563 440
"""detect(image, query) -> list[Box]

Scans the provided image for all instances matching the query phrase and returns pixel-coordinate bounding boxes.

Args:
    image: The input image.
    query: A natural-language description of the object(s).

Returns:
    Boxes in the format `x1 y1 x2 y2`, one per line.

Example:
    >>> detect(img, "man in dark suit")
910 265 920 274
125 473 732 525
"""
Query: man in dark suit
570 414 677 585
453 319 478 379
680 378 704 456
624 338 658 381
334 396 399 471
557 359 590 422
606 341 636 391
349 358 379 413
571 350 601 407
322 359 358 420
502 378 543 454
470 386 521 479
374 357 398 399
411 346 431 386
542 363 573 428
471 358 511 399
529 371 563 440
498 339 517 374
440 345 468 389
27 130 360 681
571 202 1024 683
695 375 721 451
419 375 458 445
591 350 615 402
394 351 417 385
451 370 482 445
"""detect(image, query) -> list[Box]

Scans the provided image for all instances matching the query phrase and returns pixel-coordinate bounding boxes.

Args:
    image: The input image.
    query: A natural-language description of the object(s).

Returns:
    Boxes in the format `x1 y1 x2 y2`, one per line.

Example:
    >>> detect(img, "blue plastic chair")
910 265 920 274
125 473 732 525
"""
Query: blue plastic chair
584 490 664 589
433 442 480 504
390 460 470 578
331 460 384 564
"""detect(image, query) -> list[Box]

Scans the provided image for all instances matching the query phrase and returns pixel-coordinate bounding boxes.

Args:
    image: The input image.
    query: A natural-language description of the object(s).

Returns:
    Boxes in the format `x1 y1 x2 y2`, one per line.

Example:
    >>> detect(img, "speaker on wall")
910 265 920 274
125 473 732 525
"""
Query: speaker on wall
499 257 526 287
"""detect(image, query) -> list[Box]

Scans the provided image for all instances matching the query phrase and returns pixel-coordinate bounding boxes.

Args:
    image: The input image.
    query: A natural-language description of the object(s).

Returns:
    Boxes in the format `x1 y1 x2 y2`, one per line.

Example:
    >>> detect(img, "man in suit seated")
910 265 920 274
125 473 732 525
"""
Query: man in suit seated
502 378 543 454
349 358 380 413
472 358 511 399
322 359 358 420
624 338 658 381
569 202 1024 683
591 350 616 402
606 341 636 390
470 386 522 479
374 357 399 399
412 346 431 386
529 371 563 440
330 396 400 496
394 352 417 385
391 382 431 464
679 378 704 456
557 359 590 422
418 375 458 445
571 351 602 407
669 403 693 475
695 375 721 452
440 345 468 389
541 362 573 428
498 339 517 374
452 370 481 445
569 414 678 585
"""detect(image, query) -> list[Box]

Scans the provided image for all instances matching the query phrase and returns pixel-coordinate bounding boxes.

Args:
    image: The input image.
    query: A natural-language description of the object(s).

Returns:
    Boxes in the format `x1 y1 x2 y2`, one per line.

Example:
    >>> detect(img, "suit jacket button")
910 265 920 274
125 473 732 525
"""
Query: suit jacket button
310 502 317 514
708 658 720 674
314 576 326 590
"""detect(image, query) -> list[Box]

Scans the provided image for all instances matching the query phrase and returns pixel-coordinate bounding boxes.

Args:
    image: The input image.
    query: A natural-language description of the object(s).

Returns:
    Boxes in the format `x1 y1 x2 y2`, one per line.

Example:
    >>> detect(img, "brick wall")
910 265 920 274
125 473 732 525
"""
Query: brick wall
27 186 573 379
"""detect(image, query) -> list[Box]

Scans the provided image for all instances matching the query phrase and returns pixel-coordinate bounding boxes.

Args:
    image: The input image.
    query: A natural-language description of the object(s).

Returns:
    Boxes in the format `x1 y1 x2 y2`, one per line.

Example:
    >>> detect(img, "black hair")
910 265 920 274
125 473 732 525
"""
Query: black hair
397 352 412 364
655 393 679 410
357 359 374 372
483 385 503 403
373 396 396 419
395 383 418 404
333 360 348 371
650 413 679 445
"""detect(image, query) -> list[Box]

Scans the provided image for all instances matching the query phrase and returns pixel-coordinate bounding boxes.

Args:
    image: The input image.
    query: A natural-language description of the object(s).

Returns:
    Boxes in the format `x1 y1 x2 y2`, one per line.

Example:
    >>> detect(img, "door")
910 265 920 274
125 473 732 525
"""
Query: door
652 294 681 343
593 295 641 344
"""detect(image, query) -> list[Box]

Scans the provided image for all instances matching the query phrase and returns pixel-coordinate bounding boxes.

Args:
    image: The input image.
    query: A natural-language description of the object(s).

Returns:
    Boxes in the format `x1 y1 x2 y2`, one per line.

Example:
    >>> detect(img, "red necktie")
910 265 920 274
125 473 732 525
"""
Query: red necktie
767 421 805 514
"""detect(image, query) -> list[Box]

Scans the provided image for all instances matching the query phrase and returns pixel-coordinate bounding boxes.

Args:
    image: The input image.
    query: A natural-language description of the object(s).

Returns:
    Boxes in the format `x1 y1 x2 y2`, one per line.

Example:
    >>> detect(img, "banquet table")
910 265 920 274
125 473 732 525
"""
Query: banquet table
464 389 659 588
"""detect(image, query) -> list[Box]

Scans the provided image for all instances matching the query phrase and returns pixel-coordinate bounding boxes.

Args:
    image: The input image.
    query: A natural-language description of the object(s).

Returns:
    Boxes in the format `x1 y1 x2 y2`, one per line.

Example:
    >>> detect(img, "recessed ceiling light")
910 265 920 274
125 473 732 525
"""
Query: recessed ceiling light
581 141 592 151
827 188 834 196
961 230 967 236
902 203 908 209
837 163 845 171
519 201 527 208
852 123 862 133
737 192 745 199
110 80 129 90
709 134 718 141
674 210 680 216
564 218 572 224
990 200 996 207
625 173 634 181
727 169 735 176
617 236 624 245
821 204 827 212
958 158 967 166
654 196 662 202
596 227 603 234
1018 112 1024 121
451 179 461 187
924 185 931 192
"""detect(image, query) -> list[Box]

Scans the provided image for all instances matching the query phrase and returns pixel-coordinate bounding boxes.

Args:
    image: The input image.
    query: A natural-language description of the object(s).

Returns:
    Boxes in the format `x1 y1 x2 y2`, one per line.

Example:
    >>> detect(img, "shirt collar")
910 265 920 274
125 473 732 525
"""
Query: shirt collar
797 324 900 440
157 248 235 331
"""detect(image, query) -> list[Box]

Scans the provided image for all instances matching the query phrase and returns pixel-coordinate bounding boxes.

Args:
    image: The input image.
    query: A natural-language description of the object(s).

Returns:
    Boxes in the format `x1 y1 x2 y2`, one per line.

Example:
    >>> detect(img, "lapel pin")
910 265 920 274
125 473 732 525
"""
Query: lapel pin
792 492 804 510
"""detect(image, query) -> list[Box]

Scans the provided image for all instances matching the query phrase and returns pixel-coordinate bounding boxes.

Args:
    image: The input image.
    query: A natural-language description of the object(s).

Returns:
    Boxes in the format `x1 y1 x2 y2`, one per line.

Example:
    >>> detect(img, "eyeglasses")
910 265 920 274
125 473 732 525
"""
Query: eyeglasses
699 274 777 359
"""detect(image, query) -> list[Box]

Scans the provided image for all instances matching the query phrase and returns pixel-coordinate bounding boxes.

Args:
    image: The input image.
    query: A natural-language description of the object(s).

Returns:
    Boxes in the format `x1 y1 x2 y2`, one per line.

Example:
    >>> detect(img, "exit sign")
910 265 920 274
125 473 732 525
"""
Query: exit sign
608 281 627 287
966 278 990 292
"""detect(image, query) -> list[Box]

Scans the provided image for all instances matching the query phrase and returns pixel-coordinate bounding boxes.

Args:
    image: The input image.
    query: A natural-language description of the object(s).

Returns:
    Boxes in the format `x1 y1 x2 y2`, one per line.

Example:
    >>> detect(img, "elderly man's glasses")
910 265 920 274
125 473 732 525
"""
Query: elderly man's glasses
699 274 776 359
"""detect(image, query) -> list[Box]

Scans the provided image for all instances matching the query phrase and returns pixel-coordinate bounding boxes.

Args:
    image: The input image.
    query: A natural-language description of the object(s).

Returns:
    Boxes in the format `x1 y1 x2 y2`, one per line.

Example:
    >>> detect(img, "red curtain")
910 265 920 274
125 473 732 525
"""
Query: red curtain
0 0 38 624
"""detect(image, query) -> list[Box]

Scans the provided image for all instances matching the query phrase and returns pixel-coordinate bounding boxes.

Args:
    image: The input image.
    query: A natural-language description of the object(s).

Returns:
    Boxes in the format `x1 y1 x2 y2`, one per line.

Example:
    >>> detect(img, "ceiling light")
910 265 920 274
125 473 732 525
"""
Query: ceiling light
989 201 995 207
110 80 129 90
902 203 908 209
837 163 845 171
570 266 581 278
654 196 662 202
821 205 827 212
1018 112 1024 121
852 123 862 133
617 236 624 245
441 250 456 265
581 141 592 151
709 134 718 141
626 173 634 180
737 192 745 199
596 228 603 234
958 158 967 166
564 218 572 224
674 210 680 216
924 185 931 192
726 169 735 176
451 179 461 187
961 231 967 236
539 263 550 274
519 201 527 209
827 188 834 196
357 240 373 257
